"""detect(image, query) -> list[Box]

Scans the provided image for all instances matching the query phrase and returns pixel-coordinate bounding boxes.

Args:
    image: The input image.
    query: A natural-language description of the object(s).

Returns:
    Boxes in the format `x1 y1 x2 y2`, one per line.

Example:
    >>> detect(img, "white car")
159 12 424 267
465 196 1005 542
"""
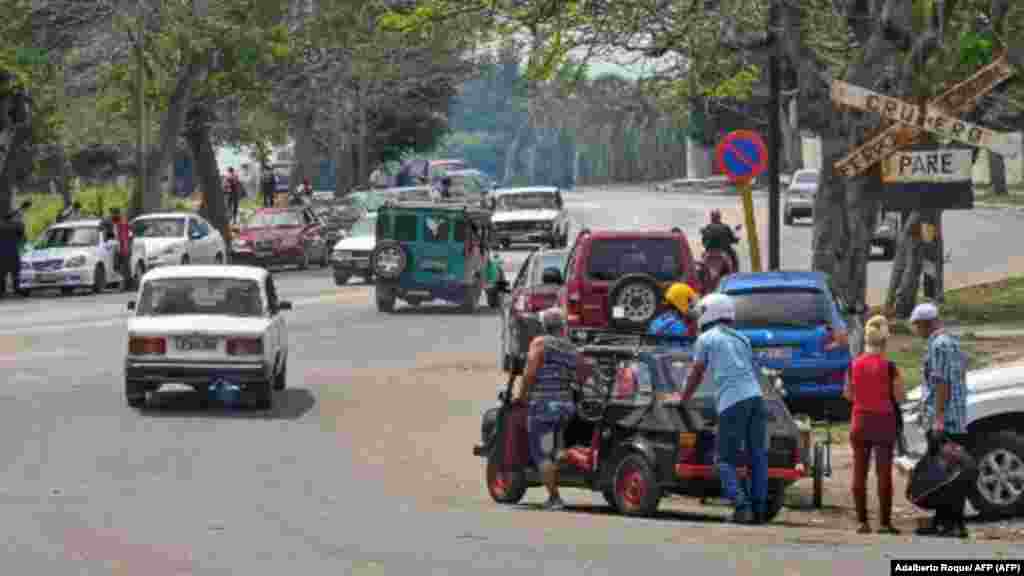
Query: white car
331 212 376 285
783 169 819 225
490 187 571 248
19 218 143 295
131 212 227 268
124 265 290 410
898 362 1024 519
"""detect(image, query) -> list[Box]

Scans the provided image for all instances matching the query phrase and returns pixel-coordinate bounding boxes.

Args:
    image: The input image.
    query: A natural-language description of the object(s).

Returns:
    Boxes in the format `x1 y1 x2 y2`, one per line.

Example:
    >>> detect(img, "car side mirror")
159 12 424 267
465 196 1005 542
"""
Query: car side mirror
277 300 292 311
126 300 135 311
541 267 563 285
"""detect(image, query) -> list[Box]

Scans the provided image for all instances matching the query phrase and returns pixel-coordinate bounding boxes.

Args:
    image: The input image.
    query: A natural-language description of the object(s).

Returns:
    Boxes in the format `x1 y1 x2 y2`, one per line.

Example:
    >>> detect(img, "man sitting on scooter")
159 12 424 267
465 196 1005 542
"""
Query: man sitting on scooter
649 282 699 339
700 210 740 273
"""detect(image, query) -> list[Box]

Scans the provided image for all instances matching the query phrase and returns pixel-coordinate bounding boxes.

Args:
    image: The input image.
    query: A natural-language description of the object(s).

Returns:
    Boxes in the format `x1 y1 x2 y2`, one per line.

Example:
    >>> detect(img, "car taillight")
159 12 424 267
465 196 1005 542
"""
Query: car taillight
678 432 697 463
226 338 263 355
129 336 166 355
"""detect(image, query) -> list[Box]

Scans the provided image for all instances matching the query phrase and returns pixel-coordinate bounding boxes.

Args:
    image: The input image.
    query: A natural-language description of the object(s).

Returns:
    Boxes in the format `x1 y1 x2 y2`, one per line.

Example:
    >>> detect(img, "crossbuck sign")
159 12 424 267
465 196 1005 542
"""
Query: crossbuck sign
832 54 1015 177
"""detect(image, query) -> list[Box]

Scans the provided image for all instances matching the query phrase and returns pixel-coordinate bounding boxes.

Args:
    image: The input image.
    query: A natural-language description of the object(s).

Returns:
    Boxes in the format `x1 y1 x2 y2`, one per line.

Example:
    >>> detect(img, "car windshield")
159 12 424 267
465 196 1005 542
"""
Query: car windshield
587 239 681 282
40 226 100 248
496 192 557 211
247 211 301 227
729 288 830 328
137 278 263 317
349 215 376 238
796 172 818 184
133 217 185 238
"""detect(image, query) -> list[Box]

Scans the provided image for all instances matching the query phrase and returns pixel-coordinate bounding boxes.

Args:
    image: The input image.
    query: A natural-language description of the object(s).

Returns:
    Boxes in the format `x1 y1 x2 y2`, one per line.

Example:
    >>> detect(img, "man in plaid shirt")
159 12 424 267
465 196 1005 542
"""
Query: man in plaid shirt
910 302 971 538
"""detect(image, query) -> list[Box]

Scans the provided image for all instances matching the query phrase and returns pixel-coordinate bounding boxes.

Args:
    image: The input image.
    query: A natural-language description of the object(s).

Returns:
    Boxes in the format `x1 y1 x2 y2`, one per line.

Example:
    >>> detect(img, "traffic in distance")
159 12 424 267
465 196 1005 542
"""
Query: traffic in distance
8 157 1022 530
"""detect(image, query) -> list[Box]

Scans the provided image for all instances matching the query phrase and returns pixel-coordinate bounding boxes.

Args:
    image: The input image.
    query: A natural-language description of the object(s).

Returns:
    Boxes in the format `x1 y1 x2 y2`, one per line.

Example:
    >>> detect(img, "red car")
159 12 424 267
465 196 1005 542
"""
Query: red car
231 207 329 269
559 228 701 339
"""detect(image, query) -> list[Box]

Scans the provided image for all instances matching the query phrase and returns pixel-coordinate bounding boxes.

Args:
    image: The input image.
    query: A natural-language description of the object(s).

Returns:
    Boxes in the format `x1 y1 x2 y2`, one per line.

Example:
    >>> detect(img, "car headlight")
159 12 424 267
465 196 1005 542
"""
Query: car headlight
65 255 86 268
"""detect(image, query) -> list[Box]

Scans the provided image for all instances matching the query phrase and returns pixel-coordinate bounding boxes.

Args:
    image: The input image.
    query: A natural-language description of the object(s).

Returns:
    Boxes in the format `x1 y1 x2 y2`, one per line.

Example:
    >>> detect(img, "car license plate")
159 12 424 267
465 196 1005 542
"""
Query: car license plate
175 335 219 351
759 347 793 360
37 273 58 283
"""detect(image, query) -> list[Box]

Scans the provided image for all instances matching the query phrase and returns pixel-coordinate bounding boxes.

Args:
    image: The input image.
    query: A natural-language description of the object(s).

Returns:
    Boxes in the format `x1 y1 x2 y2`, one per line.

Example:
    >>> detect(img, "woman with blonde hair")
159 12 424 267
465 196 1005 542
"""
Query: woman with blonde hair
843 315 906 534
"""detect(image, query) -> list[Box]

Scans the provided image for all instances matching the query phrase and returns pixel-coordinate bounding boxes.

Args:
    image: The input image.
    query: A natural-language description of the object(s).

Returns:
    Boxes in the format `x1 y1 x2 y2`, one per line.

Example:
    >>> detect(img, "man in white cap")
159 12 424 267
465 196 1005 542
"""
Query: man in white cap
909 301 971 538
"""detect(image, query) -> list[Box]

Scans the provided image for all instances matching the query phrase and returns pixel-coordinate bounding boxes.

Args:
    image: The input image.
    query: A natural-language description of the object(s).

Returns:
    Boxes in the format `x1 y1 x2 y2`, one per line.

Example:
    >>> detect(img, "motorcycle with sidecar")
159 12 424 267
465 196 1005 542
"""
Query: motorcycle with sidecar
472 330 830 518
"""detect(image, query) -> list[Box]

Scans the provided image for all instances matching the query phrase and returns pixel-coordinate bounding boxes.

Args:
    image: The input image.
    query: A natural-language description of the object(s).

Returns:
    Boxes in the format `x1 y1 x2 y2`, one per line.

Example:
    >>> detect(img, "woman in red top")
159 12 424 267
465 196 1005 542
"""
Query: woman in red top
843 315 905 534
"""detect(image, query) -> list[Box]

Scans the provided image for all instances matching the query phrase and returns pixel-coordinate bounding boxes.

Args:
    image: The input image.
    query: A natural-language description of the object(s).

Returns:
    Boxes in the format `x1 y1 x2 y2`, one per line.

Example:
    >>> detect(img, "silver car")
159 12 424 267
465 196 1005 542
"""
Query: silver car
783 169 819 225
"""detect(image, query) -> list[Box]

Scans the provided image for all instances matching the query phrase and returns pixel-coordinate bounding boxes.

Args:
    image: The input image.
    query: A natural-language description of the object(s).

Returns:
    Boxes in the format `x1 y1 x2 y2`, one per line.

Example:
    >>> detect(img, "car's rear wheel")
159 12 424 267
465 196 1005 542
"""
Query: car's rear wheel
613 453 661 516
371 242 407 281
92 264 105 294
969 431 1024 519
376 285 395 313
214 252 224 264
273 357 287 391
251 383 273 411
125 380 145 409
334 271 351 286
486 455 527 504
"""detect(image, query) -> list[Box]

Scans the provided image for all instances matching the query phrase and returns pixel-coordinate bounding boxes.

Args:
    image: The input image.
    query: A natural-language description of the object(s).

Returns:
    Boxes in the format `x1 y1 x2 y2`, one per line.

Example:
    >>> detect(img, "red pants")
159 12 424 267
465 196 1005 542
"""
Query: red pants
850 412 897 524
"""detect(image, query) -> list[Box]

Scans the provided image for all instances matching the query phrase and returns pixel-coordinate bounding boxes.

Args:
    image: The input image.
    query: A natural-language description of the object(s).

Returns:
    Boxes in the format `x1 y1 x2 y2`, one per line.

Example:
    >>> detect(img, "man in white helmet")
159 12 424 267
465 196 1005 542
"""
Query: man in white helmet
680 293 769 524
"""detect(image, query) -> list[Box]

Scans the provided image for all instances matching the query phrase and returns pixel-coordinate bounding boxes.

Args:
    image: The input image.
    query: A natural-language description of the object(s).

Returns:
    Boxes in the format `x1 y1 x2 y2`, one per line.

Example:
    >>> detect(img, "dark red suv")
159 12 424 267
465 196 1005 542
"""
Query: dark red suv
558 228 701 338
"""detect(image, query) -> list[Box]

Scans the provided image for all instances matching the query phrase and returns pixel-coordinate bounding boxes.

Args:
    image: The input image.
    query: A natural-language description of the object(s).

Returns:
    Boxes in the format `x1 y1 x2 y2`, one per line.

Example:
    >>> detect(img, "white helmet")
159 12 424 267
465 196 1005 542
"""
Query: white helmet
697 293 735 329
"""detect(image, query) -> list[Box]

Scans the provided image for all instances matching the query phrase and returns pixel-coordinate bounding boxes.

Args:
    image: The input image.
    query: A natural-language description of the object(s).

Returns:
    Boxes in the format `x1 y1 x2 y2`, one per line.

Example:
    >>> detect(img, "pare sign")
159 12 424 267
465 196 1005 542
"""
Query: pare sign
882 148 973 183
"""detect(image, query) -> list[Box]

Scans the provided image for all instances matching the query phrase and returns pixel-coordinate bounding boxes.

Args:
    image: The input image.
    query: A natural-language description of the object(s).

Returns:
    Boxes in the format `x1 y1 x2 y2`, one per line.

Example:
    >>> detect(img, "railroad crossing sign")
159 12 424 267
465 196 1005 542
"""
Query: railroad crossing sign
715 130 769 184
832 53 1014 177
832 80 1021 157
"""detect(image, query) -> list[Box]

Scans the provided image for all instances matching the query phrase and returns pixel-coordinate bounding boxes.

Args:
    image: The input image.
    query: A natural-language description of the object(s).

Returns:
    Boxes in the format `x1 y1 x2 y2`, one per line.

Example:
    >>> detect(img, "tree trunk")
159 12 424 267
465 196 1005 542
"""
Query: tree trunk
291 110 316 192
888 212 924 317
504 125 524 184
781 98 803 172
356 86 369 187
988 151 1008 196
186 104 228 242
0 93 31 218
56 145 72 207
141 58 201 216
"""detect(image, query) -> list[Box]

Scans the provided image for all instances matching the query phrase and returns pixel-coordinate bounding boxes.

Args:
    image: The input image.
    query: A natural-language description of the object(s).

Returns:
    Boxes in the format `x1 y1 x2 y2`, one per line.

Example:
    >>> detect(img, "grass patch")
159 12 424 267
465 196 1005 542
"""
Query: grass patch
887 336 993 392
939 275 1024 325
21 185 193 241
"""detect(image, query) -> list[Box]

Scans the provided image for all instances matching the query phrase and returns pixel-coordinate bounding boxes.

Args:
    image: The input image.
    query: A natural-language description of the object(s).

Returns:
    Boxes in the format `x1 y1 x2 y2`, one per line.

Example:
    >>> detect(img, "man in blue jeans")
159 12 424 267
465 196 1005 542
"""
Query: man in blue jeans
681 293 768 524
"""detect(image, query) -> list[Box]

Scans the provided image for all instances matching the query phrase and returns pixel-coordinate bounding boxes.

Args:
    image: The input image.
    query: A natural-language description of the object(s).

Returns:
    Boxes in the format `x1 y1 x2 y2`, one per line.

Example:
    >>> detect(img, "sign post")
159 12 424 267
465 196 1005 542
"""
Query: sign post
716 130 769 272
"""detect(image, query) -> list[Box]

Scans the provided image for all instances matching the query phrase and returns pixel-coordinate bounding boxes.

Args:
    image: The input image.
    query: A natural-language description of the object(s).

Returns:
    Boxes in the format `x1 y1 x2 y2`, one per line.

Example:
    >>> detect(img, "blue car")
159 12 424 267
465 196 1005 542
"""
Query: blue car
717 271 852 416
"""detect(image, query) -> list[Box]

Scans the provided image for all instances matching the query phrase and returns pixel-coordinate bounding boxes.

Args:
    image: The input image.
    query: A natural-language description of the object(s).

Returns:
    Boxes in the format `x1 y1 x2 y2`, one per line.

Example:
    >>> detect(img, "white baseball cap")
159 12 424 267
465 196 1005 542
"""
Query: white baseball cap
909 302 939 323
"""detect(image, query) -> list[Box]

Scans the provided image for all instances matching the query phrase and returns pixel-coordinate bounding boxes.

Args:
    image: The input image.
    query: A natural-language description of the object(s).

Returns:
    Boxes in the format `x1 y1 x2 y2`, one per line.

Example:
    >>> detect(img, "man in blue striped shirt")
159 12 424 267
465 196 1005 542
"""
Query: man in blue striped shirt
910 302 971 538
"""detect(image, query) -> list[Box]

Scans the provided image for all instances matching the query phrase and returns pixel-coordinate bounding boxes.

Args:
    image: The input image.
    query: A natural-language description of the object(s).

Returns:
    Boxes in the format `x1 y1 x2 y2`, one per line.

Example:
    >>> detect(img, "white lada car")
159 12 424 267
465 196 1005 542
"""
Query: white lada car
19 218 144 295
124 265 291 410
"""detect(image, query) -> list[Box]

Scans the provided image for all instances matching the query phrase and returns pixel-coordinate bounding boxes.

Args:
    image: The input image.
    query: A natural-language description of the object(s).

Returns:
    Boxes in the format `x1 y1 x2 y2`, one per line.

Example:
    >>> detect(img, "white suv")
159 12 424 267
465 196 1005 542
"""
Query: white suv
783 169 819 225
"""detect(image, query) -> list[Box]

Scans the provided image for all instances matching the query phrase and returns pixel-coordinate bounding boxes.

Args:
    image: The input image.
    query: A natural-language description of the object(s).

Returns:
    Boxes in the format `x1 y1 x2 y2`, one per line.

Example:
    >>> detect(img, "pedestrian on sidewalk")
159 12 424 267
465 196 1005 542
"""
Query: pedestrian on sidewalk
909 302 972 538
844 315 905 534
260 164 276 208
110 208 133 291
681 293 769 524
225 167 242 222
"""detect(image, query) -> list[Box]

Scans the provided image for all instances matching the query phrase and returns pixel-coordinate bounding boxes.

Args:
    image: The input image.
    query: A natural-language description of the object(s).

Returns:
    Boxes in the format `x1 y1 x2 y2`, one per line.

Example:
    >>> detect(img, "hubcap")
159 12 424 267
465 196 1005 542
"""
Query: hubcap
617 285 656 322
376 248 402 275
978 448 1024 506
617 464 646 509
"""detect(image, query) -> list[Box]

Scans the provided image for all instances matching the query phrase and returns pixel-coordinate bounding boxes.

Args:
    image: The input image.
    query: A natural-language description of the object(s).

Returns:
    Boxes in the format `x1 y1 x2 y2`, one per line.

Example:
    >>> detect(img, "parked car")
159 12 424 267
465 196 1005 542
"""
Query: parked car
717 271 852 418
19 218 140 295
783 169 819 225
332 212 376 285
371 200 505 312
231 207 330 269
559 228 701 338
490 187 571 249
871 211 900 261
899 361 1024 519
123 265 291 410
132 212 226 268
474 337 812 520
498 247 570 373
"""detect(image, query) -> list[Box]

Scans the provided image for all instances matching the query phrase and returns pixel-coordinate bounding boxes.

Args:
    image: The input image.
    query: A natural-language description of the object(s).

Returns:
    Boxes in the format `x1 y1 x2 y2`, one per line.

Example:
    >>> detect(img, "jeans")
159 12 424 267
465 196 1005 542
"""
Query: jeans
717 396 768 513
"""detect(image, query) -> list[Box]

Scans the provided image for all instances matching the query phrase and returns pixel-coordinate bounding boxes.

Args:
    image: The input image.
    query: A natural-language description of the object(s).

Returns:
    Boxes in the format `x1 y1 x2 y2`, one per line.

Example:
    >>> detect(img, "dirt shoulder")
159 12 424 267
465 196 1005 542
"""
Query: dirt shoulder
312 352 1023 542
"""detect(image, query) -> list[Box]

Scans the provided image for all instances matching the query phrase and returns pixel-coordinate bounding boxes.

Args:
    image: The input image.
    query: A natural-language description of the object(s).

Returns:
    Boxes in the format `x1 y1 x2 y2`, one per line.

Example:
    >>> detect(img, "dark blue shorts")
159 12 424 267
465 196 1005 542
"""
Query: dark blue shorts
528 401 575 465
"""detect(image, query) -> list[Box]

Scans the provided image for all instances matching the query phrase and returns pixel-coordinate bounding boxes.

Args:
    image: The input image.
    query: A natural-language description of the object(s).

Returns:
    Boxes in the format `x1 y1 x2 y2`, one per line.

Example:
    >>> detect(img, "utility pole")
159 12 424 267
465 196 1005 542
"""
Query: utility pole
767 0 781 270
133 0 146 218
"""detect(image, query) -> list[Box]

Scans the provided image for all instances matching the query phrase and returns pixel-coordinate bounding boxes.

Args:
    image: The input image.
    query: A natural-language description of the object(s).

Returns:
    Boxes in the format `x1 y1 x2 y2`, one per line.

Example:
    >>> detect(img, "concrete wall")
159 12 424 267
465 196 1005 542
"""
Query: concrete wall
800 135 1023 185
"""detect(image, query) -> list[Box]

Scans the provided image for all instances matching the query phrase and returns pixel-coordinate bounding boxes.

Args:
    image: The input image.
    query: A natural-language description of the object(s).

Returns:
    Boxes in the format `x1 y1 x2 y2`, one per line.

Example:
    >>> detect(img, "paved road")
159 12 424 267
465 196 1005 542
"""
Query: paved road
3 188 1023 574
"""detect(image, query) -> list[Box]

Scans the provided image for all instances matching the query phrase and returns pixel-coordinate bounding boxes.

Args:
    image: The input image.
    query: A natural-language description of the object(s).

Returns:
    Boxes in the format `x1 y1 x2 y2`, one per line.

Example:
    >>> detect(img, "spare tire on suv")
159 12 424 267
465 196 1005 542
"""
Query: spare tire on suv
607 274 663 331
371 241 408 280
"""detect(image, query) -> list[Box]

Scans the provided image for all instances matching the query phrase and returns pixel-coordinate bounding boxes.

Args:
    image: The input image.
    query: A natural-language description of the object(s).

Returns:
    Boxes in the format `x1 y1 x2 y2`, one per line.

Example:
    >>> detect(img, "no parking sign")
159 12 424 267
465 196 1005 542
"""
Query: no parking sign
715 130 769 184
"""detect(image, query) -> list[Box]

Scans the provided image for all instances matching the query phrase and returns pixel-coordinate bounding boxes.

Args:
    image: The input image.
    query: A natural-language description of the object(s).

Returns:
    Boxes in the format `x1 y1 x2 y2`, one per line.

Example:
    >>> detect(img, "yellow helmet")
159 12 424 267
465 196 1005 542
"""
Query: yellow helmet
665 282 698 314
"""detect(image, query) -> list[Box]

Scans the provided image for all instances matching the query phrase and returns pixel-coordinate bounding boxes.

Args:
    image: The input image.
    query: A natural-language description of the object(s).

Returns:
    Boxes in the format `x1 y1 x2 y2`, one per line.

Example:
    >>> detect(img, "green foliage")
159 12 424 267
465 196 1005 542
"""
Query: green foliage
958 31 994 68
22 185 192 240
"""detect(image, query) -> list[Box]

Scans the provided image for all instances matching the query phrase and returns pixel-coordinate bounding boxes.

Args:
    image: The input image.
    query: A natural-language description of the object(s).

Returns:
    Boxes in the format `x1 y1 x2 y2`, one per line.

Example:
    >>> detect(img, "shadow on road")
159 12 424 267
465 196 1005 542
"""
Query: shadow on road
391 304 500 316
138 388 316 420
